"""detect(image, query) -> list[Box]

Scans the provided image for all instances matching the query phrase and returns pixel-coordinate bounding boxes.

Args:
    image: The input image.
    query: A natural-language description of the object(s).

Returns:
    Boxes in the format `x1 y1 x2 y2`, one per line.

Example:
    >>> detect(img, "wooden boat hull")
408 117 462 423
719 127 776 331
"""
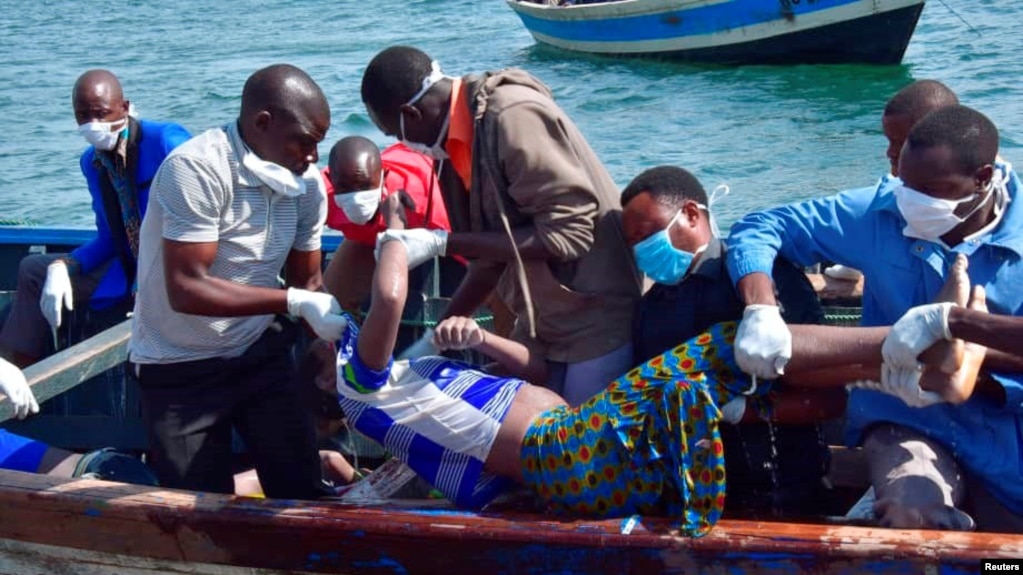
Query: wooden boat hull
0 469 1017 574
2 225 1007 573
506 0 926 65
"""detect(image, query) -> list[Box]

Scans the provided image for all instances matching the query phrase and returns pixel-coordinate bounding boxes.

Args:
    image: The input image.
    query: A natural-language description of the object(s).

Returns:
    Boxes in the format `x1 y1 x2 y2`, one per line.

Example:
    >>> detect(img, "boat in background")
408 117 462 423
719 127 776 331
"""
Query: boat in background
506 0 926 65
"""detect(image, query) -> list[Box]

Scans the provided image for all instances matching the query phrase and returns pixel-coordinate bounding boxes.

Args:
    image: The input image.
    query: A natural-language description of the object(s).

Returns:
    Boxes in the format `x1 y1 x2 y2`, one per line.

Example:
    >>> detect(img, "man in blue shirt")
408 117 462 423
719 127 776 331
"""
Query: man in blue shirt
622 165 835 517
726 99 1023 531
0 69 190 367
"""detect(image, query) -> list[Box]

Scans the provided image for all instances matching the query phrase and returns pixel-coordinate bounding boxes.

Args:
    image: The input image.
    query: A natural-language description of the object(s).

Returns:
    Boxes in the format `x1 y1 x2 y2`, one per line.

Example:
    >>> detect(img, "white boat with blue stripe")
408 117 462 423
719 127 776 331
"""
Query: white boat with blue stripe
506 0 926 64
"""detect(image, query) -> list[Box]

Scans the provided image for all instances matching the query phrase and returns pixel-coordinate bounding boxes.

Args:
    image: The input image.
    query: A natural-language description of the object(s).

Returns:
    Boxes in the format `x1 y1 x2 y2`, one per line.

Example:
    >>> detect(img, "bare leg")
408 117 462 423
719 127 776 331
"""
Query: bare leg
918 255 988 403
319 450 358 485
35 446 82 477
919 254 969 376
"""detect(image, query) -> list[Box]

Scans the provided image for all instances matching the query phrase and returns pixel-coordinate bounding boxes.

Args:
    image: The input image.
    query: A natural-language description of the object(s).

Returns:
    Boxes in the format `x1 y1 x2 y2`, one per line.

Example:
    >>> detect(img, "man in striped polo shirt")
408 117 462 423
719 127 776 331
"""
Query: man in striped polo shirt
128 64 346 499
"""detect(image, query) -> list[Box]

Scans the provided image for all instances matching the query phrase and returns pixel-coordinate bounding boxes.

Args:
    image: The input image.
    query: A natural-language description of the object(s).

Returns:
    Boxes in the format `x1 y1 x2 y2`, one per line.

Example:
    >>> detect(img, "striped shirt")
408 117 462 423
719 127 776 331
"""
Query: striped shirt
130 122 326 363
335 318 524 508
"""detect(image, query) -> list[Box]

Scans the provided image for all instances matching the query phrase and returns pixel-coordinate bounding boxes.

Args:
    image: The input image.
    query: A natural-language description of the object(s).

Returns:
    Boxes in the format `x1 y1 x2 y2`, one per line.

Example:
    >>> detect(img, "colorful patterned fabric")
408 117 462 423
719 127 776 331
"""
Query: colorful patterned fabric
520 321 766 536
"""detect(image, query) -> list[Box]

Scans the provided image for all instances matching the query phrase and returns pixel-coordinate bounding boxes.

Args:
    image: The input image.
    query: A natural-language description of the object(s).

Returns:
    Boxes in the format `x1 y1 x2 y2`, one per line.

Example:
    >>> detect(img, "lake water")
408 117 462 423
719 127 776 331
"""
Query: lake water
0 0 1019 230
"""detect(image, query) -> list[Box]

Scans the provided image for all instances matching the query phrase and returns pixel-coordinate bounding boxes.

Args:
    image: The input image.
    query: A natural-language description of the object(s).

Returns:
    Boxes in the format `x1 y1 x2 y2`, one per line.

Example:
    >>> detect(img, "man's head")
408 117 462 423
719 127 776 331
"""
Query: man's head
896 105 1000 245
883 80 959 177
361 46 452 156
620 166 712 284
328 136 385 224
239 64 330 175
72 69 130 151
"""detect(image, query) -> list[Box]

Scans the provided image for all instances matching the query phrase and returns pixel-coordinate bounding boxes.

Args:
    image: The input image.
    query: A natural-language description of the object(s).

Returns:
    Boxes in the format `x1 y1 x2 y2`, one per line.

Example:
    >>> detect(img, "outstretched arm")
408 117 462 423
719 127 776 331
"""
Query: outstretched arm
950 306 1023 361
357 195 410 371
784 324 889 382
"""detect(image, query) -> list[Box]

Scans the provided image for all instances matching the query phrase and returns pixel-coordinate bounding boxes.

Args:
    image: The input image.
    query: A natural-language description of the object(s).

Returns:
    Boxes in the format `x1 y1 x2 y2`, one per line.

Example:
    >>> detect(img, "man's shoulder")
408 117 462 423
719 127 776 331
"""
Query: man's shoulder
644 270 731 304
478 70 558 116
163 127 229 164
154 127 234 194
381 142 429 165
136 119 191 161
138 118 188 134
381 143 435 188
78 146 95 168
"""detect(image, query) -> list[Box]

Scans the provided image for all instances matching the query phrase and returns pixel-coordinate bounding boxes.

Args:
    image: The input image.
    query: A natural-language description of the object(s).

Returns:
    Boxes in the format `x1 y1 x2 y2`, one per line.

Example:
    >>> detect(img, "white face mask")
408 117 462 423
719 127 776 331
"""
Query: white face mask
894 181 995 242
401 113 449 160
334 180 384 225
399 60 452 161
78 117 128 151
241 152 315 198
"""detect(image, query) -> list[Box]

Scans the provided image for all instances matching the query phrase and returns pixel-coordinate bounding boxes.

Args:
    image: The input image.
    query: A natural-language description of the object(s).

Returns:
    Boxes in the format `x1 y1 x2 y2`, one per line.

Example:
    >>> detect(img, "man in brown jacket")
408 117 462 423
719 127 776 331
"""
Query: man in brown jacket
360 46 641 405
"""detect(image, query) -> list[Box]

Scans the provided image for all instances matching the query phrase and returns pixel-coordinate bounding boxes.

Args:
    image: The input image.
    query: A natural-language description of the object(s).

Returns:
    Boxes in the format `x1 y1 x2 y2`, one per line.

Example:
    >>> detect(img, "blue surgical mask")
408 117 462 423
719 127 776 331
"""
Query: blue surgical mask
632 210 707 285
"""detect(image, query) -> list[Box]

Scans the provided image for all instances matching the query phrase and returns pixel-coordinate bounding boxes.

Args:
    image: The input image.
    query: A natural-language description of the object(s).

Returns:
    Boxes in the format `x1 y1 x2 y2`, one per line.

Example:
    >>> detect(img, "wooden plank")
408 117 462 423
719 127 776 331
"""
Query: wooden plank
0 320 131 423
0 538 309 575
0 469 1017 574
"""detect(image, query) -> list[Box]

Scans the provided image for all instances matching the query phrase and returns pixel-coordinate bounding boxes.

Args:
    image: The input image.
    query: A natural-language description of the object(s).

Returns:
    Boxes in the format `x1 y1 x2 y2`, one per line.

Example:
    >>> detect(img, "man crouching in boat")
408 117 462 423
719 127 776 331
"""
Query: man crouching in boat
128 64 342 500
323 188 987 536
0 70 189 371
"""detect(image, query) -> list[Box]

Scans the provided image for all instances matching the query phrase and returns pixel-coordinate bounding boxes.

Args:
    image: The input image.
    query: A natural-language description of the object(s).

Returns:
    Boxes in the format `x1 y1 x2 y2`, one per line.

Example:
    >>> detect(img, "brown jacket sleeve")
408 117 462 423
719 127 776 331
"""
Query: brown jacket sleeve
495 100 599 262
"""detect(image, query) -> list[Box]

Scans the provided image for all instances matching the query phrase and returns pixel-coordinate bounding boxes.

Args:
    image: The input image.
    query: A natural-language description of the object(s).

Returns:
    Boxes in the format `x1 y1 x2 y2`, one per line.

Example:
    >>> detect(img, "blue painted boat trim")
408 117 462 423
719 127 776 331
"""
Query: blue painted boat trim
628 3 924 64
0 226 344 252
514 0 861 43
0 227 96 247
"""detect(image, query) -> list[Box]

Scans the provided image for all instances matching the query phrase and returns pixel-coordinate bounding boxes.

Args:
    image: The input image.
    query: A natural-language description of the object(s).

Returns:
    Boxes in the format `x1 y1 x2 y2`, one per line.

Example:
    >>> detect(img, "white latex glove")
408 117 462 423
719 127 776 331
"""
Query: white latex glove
286 288 348 341
375 229 448 269
433 317 485 351
878 363 944 408
397 328 440 360
719 396 747 425
881 302 953 370
734 304 792 380
40 260 73 331
0 358 40 420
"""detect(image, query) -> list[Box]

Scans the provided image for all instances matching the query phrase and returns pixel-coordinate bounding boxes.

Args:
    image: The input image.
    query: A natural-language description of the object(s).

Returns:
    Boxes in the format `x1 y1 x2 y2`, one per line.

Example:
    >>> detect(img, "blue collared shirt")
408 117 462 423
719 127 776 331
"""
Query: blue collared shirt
725 164 1023 514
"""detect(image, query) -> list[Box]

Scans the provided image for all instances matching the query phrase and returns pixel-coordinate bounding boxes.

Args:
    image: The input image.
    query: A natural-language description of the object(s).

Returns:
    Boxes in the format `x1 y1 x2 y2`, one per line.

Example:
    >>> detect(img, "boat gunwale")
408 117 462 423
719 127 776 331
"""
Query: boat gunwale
505 0 923 21
0 469 1018 566
506 0 730 19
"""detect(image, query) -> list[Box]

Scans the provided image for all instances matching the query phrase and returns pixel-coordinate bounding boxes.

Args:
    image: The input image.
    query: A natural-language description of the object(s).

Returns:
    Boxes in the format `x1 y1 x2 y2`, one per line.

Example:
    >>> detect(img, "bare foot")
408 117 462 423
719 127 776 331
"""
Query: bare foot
920 285 988 404
919 254 968 376
933 254 970 311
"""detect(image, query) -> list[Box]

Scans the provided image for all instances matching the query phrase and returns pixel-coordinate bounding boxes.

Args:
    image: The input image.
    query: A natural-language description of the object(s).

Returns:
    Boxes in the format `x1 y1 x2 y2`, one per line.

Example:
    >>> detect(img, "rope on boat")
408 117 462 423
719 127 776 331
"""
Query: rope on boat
0 218 39 227
936 0 980 35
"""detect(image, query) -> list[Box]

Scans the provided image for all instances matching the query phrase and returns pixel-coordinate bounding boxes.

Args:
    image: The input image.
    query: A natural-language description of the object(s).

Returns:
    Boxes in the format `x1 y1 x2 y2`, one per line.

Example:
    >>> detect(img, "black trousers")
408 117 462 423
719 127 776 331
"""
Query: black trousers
130 318 328 499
